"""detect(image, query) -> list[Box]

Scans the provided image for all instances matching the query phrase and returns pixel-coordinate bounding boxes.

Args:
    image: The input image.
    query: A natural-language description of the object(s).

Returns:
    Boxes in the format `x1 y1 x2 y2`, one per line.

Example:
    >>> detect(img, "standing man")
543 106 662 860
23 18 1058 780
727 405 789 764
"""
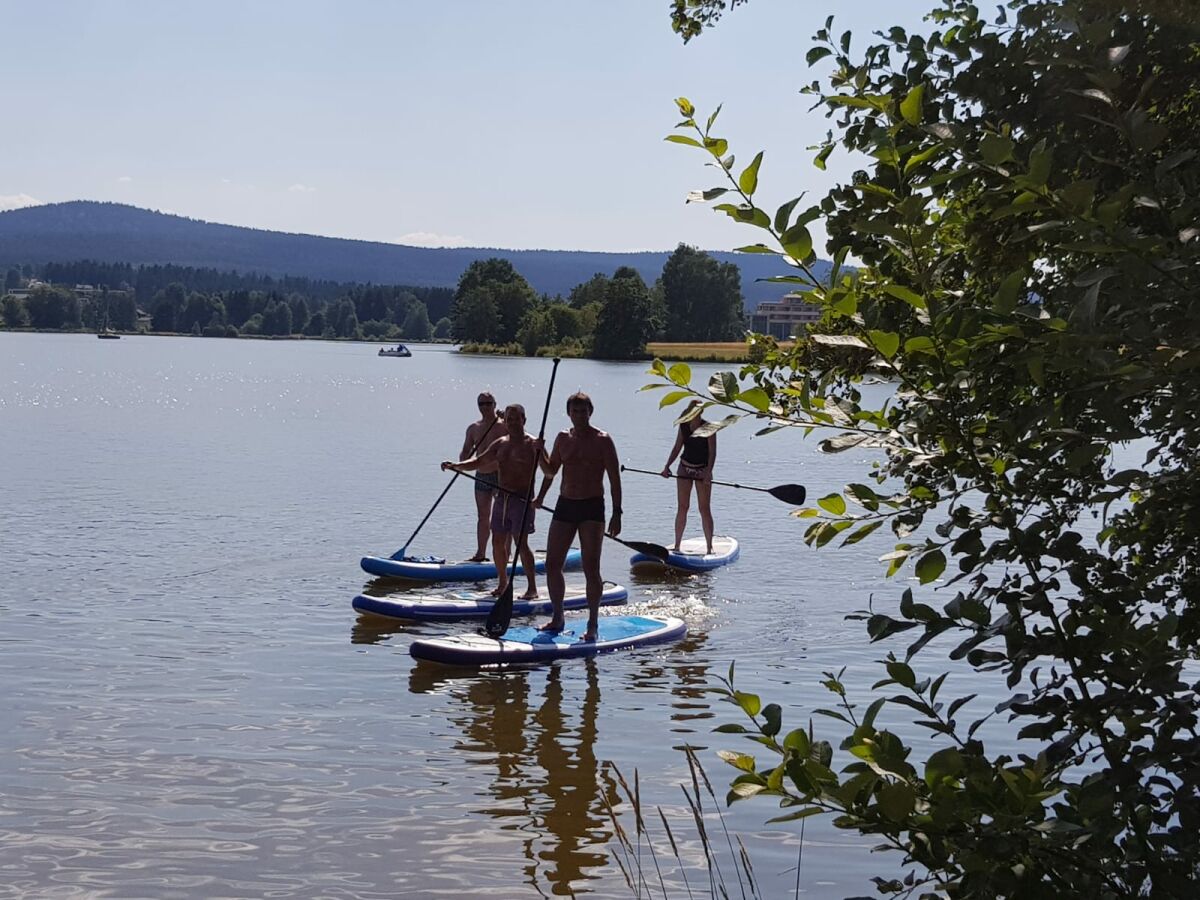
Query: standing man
443 404 543 601
461 391 506 562
534 392 622 641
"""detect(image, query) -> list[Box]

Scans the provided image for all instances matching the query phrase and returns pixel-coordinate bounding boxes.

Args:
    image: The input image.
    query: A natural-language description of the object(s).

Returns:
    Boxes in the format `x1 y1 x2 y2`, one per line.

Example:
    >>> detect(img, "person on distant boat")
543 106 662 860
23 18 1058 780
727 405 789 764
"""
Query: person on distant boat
443 403 542 600
460 392 507 562
534 392 622 642
662 400 716 554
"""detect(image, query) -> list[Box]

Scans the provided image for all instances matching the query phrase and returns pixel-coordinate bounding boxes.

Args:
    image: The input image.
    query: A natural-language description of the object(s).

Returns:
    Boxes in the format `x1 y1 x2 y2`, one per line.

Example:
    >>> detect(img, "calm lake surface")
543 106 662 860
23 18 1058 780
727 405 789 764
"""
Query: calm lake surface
1 333 1010 898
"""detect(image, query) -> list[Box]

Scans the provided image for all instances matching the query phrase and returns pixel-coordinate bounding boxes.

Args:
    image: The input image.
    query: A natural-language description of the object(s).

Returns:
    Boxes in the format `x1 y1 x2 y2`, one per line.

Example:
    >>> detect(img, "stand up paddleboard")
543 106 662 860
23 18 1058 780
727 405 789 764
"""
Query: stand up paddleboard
360 548 583 581
353 581 628 622
409 614 687 665
630 536 740 574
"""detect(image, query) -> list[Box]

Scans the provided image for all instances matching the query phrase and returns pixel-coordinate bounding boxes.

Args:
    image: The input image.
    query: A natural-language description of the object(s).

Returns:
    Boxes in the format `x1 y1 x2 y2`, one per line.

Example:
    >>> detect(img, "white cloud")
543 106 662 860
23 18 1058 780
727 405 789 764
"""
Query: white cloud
0 193 43 212
117 176 133 183
287 183 316 193
396 231 471 248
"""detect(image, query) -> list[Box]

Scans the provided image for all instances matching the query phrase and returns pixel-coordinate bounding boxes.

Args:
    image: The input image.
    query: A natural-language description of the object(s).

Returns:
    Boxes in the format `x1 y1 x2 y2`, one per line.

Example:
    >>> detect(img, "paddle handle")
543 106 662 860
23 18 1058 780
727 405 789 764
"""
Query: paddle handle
620 463 769 494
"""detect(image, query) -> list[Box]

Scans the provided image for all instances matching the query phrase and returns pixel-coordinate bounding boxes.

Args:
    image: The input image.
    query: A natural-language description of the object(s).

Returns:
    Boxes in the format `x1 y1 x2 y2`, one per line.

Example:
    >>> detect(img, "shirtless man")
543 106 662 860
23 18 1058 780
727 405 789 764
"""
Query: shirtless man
461 392 507 562
443 404 543 600
534 392 622 641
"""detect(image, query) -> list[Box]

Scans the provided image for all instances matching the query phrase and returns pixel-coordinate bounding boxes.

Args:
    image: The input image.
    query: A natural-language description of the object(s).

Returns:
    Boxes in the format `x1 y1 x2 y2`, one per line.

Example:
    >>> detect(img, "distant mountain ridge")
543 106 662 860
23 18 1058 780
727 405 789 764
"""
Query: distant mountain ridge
0 201 825 309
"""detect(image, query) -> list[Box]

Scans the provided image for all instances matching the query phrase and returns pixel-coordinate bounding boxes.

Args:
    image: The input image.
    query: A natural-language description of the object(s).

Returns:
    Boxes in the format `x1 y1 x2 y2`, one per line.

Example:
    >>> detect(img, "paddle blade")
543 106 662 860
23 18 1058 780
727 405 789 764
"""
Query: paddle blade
623 539 671 562
768 484 808 505
484 584 514 638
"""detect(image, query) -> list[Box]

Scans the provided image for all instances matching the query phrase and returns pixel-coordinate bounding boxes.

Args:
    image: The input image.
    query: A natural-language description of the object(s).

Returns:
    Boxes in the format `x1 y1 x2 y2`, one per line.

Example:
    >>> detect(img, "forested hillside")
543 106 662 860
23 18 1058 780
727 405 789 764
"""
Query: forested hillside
0 201 827 307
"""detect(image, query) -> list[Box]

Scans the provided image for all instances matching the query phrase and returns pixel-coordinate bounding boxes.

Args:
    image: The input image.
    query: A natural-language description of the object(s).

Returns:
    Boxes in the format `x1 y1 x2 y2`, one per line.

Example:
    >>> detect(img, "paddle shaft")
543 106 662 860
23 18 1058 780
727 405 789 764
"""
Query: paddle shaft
452 469 669 561
621 464 801 498
487 358 561 636
396 413 502 557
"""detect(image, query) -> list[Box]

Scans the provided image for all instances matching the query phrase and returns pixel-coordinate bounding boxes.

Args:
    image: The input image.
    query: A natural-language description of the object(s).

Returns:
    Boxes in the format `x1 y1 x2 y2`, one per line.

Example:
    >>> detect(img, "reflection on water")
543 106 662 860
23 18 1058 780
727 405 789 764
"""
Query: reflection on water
1 334 954 897
411 660 614 896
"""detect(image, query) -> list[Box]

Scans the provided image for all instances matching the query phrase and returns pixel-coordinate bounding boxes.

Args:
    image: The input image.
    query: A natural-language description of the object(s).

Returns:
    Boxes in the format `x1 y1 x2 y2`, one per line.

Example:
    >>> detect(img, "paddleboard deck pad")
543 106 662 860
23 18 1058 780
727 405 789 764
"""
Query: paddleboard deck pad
353 581 628 621
361 548 582 581
409 614 687 665
630 536 739 574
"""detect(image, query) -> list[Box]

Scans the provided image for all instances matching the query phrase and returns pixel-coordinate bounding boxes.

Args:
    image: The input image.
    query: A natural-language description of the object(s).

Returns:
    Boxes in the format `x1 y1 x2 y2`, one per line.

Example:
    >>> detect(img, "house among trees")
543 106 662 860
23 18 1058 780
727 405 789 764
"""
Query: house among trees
748 293 821 339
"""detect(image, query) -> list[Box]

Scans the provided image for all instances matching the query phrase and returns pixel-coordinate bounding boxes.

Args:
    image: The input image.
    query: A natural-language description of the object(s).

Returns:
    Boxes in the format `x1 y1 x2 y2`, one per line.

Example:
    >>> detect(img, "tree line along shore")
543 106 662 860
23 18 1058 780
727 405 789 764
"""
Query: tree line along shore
0 244 762 360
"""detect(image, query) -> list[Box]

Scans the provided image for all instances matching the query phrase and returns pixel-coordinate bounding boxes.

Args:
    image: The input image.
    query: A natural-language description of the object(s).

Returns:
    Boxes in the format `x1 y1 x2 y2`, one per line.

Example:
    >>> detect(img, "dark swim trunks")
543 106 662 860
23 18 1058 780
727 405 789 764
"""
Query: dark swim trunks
491 494 535 535
678 461 707 480
552 496 606 525
474 471 499 494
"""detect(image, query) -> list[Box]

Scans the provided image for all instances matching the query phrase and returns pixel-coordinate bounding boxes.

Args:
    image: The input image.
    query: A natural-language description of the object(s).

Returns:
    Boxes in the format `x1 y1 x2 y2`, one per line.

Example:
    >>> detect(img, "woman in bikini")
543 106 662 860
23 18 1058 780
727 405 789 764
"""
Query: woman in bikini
661 400 716 554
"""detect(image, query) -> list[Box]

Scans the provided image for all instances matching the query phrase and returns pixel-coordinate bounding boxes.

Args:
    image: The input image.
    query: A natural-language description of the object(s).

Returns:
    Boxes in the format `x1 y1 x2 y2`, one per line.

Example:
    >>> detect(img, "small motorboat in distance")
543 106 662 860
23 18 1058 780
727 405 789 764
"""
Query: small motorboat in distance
378 344 412 357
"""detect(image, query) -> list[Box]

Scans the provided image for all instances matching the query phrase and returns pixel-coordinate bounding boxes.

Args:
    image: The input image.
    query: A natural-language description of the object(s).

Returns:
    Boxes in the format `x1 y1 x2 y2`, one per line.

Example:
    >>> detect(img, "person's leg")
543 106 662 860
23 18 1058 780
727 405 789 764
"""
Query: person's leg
674 477 693 550
577 520 604 641
492 531 510 597
541 518 576 631
517 510 538 599
697 479 715 554
472 488 492 561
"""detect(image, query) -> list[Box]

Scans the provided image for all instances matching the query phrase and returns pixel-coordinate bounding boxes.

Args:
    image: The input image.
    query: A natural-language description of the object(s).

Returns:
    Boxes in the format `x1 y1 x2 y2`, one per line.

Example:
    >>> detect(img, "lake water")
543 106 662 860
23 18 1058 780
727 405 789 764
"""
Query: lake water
1 333 1003 898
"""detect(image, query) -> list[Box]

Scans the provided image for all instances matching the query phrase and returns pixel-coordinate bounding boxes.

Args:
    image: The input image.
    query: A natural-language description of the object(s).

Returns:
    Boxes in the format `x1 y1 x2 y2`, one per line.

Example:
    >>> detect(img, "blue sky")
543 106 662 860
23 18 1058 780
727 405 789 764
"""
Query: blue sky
2 1 929 252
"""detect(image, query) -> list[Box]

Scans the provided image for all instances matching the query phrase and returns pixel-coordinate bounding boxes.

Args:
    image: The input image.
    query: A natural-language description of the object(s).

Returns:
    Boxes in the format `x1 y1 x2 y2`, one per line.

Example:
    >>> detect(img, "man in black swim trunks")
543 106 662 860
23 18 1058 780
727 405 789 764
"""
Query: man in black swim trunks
460 392 506 562
534 391 622 641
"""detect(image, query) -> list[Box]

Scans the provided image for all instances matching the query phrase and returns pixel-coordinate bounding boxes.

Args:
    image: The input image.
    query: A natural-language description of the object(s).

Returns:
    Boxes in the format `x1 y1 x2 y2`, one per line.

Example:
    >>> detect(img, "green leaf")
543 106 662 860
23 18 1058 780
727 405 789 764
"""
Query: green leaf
686 188 728 203
705 104 722 132
900 84 924 126
709 370 740 402
774 197 804 234
734 690 761 717
739 151 764 196
739 386 770 412
904 336 936 354
980 133 1015 165
877 782 916 821
868 330 900 358
667 362 692 387
886 660 916 688
762 703 782 737
883 284 927 309
781 223 813 261
915 550 946 584
734 243 780 254
767 807 824 824
703 136 729 157
692 414 739 437
665 134 703 148
783 728 810 755
649 359 667 376
818 493 847 515
659 390 692 409
814 144 834 171
675 97 695 118
1028 141 1053 187
993 270 1023 313
842 520 883 545
806 46 833 66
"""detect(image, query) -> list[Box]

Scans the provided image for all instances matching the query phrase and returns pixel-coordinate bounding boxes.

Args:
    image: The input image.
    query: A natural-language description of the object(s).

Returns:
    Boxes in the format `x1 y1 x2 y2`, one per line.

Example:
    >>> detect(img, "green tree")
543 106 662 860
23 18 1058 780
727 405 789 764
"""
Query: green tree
433 316 453 340
517 304 558 355
452 287 501 342
401 300 433 341
4 268 19 291
661 244 744 341
24 286 79 330
304 309 327 337
151 282 186 332
451 258 536 343
592 268 658 359
1 295 29 327
654 1 1200 895
567 272 610 309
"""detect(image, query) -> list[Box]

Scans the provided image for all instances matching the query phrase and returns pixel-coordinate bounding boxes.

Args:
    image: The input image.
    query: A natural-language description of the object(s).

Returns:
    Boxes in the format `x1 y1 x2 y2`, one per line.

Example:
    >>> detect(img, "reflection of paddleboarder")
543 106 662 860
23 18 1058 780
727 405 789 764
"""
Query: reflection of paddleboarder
443 404 544 600
535 392 622 641
661 400 716 554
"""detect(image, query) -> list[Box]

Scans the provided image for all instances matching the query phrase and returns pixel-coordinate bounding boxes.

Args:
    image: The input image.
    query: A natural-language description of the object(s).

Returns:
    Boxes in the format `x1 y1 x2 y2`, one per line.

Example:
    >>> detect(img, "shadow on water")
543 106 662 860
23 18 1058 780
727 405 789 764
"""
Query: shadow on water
409 658 616 897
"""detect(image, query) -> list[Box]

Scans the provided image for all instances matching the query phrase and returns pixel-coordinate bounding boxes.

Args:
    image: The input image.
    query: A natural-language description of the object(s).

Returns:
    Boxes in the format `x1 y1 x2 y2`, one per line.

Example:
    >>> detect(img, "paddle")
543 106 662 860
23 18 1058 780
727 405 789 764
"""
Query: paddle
485 358 560 638
452 470 672 563
390 413 502 560
621 464 808 506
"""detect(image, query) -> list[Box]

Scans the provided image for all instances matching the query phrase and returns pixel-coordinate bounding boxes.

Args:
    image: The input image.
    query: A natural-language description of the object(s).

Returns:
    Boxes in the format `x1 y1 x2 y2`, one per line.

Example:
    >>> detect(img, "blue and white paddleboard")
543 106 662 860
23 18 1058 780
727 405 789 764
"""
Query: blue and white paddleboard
630 535 739 574
360 548 583 581
409 614 687 665
352 581 628 622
